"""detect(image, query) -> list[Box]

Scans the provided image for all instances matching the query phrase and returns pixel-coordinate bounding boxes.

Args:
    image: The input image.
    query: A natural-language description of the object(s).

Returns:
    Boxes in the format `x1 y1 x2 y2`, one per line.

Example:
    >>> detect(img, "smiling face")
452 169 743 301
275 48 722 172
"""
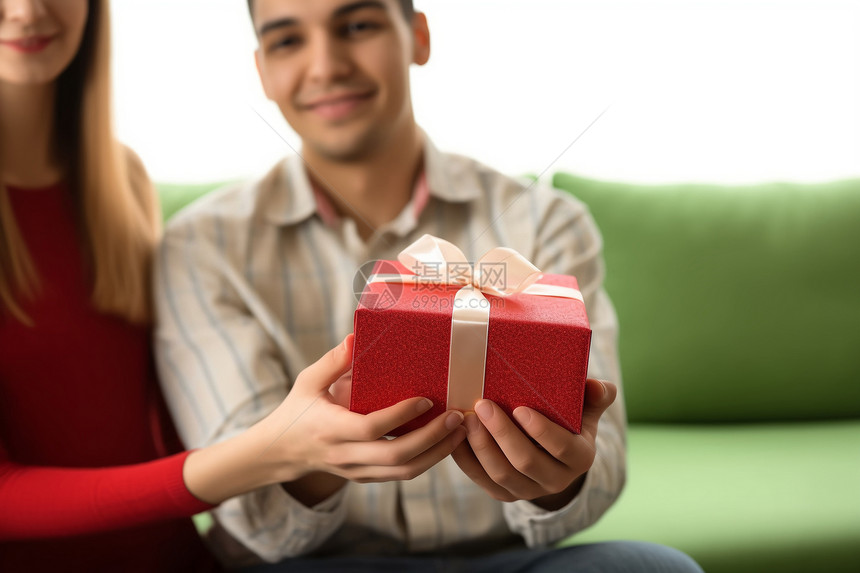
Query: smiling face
0 0 88 86
252 0 429 162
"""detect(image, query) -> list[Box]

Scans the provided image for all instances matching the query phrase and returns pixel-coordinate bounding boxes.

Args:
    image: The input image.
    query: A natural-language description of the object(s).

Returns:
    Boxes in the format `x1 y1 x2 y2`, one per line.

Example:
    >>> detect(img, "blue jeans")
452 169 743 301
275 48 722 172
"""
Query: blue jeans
241 541 704 573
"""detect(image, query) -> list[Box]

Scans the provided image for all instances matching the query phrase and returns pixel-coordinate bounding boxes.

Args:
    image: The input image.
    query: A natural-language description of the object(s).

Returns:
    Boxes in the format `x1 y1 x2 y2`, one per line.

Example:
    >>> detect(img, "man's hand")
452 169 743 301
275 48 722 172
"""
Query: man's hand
254 334 466 505
451 379 617 510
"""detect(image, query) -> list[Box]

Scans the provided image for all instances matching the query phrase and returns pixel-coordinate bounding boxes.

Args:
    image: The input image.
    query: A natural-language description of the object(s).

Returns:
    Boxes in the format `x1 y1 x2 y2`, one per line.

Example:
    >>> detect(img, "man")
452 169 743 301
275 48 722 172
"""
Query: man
155 1 702 571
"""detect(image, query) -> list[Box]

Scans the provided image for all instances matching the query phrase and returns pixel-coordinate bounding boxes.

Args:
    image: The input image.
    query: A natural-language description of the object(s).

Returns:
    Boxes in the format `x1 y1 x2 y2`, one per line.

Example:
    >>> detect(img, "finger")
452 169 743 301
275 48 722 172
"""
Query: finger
579 379 617 443
294 334 355 395
326 395 436 440
349 426 467 483
474 400 569 491
332 409 465 467
451 438 517 502
513 406 595 474
463 407 543 498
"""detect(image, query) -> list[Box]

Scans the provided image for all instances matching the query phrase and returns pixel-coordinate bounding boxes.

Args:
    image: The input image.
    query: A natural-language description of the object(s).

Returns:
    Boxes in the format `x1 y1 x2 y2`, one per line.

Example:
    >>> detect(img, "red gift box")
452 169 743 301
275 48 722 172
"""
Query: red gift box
350 253 592 436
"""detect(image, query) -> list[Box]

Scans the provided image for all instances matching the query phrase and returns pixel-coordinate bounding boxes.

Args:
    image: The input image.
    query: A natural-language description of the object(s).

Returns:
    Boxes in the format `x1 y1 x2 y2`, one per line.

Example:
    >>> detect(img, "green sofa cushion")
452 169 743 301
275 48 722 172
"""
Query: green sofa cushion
561 421 860 573
553 173 860 423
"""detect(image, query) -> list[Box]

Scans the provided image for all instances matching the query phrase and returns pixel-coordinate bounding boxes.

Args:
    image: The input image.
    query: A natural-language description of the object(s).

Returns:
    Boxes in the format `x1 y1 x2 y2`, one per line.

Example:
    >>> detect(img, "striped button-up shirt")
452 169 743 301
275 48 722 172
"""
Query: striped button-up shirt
154 133 626 566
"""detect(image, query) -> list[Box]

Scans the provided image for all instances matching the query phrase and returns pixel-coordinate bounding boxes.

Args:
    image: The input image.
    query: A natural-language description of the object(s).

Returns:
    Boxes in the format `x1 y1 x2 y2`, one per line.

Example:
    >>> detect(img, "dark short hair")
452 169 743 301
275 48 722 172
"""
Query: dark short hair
247 0 415 22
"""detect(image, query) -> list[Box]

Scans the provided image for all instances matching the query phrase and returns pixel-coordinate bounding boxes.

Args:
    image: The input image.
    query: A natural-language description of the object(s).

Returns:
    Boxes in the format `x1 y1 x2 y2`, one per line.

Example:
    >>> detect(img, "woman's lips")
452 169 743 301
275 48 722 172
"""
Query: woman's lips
0 35 55 54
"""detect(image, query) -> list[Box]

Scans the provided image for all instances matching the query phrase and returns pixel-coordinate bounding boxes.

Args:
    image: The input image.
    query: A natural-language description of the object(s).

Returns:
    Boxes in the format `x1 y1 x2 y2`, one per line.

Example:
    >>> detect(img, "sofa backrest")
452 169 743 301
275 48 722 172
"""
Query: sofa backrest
158 182 228 222
159 177 860 424
553 172 860 424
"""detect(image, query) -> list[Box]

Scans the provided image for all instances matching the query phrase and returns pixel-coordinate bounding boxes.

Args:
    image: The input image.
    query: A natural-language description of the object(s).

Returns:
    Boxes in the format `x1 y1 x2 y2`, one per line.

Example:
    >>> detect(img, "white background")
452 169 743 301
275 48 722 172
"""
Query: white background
111 0 860 184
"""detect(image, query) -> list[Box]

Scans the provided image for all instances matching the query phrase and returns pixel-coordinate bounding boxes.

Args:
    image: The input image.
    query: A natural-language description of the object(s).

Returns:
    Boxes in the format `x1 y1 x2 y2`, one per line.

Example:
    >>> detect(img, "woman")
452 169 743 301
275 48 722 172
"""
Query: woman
0 0 230 570
0 1 463 571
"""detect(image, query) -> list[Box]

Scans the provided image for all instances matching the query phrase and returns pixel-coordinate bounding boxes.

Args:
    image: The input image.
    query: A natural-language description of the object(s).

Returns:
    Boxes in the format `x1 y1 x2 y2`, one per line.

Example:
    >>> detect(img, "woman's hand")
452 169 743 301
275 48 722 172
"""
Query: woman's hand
184 334 466 505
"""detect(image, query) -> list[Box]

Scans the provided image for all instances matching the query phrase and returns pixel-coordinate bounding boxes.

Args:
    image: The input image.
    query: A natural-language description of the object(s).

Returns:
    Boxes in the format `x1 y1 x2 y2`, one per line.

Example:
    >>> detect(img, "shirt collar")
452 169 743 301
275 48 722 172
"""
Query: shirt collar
262 154 318 226
422 132 481 203
263 129 480 227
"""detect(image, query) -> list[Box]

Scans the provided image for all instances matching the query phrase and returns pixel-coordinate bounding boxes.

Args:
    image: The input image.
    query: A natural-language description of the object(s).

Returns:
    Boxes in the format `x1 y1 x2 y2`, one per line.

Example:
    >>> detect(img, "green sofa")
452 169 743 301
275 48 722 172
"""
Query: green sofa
158 174 860 572
552 173 860 572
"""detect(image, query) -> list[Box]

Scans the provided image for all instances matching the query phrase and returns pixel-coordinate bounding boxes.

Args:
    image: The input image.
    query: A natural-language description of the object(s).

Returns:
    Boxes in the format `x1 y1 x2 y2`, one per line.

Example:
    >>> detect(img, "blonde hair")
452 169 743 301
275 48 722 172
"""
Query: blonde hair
0 0 160 325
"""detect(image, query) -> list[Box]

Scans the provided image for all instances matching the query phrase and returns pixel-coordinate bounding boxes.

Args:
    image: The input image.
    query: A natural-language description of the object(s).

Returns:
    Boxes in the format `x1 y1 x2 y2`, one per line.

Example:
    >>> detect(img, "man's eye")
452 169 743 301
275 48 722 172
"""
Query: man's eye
268 35 301 52
342 20 380 37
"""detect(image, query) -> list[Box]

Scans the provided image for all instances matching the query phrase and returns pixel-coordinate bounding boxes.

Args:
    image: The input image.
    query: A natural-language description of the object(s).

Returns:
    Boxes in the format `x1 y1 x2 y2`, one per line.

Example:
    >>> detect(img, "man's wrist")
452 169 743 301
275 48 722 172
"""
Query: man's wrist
281 472 347 508
529 472 587 511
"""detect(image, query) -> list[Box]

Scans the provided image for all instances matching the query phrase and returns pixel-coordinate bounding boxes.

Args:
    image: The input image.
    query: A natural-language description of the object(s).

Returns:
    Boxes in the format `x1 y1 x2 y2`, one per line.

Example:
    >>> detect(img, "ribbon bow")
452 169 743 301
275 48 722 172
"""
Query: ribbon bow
397 234 544 297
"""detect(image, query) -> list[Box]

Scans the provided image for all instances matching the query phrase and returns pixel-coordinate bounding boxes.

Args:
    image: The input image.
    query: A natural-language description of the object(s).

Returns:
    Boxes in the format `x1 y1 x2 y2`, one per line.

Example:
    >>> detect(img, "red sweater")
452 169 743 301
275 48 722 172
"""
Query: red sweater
0 182 218 572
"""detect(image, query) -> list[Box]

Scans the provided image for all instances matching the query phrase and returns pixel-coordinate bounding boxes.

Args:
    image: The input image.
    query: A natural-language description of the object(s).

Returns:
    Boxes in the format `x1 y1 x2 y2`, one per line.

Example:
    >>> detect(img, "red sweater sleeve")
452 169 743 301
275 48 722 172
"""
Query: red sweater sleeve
0 440 213 540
